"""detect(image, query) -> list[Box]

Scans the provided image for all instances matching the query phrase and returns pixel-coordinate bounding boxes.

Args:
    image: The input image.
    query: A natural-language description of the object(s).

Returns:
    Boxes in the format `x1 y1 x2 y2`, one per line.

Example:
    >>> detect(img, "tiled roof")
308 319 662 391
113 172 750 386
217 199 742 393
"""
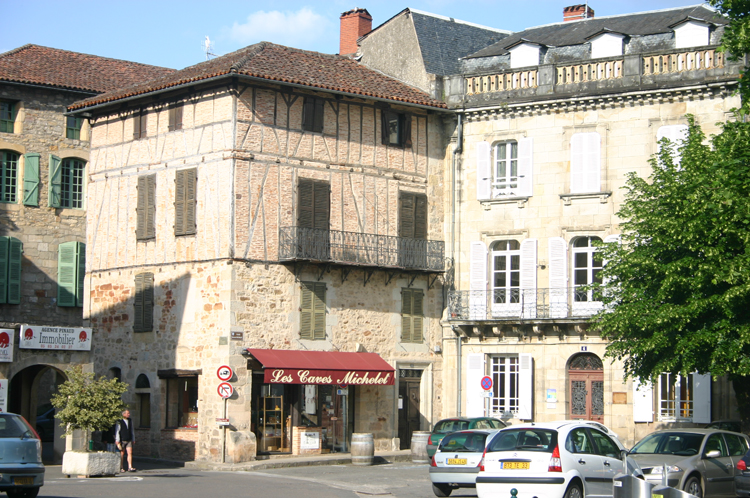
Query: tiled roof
467 4 726 58
0 44 174 94
70 42 447 111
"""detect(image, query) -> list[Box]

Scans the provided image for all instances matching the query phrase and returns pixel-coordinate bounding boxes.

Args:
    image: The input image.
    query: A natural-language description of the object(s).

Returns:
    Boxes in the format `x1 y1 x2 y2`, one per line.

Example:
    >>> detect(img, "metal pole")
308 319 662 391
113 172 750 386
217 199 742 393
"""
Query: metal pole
222 397 227 464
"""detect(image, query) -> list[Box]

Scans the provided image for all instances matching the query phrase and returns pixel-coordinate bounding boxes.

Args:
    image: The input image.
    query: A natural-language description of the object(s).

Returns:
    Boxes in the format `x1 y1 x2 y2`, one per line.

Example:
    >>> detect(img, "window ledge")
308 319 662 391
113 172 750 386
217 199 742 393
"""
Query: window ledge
560 191 612 205
480 196 530 209
55 208 86 217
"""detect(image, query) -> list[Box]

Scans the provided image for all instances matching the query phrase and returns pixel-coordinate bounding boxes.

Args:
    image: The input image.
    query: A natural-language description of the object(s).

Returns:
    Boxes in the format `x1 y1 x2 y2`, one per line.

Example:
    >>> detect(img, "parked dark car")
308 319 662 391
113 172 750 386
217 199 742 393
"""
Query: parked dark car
737 447 750 498
427 417 507 458
705 420 742 433
34 404 55 442
0 412 45 498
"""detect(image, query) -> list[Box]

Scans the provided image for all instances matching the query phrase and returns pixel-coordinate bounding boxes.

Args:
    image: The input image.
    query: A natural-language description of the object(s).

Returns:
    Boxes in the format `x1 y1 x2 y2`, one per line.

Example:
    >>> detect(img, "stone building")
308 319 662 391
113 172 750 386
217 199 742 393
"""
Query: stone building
0 44 172 461
67 42 450 462
438 4 742 446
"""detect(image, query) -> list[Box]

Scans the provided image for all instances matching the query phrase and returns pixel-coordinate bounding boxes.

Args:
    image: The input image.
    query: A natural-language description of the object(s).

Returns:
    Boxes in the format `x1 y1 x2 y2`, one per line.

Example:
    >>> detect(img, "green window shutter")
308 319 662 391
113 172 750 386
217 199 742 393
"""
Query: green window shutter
399 193 415 238
23 153 40 206
134 273 144 331
134 272 154 332
174 170 185 235
0 237 8 304
48 154 62 207
76 242 85 307
401 289 424 343
312 282 326 340
414 194 427 240
300 282 314 340
57 241 77 307
298 179 314 228
412 290 424 342
401 289 413 342
7 237 22 304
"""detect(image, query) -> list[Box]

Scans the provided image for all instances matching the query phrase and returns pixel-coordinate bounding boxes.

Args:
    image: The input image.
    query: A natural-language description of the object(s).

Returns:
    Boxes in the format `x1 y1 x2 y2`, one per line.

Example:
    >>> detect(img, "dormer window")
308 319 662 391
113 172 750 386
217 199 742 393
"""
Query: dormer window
508 42 541 69
673 19 710 49
590 32 625 59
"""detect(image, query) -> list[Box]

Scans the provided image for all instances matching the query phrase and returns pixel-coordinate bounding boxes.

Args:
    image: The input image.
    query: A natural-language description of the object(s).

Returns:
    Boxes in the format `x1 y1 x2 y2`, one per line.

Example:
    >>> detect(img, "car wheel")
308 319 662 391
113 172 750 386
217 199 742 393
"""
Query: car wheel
432 483 452 497
684 476 702 498
564 483 583 498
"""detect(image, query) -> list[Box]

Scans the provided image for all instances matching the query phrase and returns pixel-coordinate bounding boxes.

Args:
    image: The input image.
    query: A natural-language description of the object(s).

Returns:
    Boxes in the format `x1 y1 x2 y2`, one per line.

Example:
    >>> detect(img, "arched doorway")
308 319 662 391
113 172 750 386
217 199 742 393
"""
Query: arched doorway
567 353 604 422
9 365 67 463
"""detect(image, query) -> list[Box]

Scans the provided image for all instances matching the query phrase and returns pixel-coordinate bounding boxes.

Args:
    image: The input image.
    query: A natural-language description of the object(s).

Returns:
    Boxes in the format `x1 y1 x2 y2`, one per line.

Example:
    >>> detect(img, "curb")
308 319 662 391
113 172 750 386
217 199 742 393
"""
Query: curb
183 451 415 472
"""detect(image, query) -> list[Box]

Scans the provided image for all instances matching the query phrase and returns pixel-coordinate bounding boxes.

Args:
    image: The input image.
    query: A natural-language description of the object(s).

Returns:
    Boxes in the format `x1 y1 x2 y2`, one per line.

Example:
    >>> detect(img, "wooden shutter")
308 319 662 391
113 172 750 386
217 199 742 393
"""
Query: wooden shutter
48 154 62 207
633 378 654 423
133 112 141 139
76 242 85 307
465 353 485 417
403 115 412 148
517 353 533 419
692 373 711 423
7 237 22 304
23 153 40 206
548 237 568 318
312 282 326 340
476 141 491 200
134 273 154 332
0 237 8 304
134 274 144 331
517 137 533 197
313 98 324 133
300 281 326 340
185 169 196 234
399 193 415 238
300 282 314 340
520 239 537 318
570 134 585 193
169 106 183 132
298 179 314 228
312 181 330 230
137 175 156 239
380 110 388 145
414 194 427 239
302 98 314 131
412 290 423 342
402 289 413 342
174 169 196 236
174 170 185 235
57 241 77 307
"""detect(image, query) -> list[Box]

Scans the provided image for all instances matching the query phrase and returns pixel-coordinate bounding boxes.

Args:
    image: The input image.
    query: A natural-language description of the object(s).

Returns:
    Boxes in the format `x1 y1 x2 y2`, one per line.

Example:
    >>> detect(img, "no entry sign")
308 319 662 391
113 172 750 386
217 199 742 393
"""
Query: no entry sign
217 382 234 398
481 376 493 391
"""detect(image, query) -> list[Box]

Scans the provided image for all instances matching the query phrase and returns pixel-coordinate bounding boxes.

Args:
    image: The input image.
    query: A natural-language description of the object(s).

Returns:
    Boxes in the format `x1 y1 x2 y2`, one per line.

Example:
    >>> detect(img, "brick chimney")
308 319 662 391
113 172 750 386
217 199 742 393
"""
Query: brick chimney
563 4 595 21
340 8 372 56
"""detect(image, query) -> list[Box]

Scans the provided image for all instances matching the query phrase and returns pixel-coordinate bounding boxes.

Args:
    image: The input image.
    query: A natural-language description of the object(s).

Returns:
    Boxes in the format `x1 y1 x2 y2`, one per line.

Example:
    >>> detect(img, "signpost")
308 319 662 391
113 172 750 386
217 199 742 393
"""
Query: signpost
218 382 233 398
216 372 235 464
481 376 493 416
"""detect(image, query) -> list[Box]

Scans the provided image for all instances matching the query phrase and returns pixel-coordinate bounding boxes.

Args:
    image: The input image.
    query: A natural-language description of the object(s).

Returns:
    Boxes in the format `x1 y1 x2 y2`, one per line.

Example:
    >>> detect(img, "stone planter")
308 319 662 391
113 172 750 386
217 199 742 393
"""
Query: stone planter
62 451 120 477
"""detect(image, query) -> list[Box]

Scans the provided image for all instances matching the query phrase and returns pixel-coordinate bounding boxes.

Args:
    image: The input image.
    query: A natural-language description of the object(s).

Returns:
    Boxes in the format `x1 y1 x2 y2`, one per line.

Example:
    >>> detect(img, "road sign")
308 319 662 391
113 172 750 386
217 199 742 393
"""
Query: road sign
217 365 233 381
216 418 230 426
481 376 493 391
217 382 234 398
482 391 493 398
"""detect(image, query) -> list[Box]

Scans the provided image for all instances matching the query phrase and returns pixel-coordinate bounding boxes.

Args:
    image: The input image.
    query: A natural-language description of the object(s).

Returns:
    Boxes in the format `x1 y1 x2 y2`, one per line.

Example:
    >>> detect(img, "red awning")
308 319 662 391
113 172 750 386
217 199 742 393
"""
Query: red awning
246 349 395 386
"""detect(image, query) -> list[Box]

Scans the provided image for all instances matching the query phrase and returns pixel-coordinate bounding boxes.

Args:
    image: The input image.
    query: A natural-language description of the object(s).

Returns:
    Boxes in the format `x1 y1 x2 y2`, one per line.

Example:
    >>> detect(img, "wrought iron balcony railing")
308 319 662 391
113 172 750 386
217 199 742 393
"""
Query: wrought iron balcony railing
279 227 445 272
447 288 604 321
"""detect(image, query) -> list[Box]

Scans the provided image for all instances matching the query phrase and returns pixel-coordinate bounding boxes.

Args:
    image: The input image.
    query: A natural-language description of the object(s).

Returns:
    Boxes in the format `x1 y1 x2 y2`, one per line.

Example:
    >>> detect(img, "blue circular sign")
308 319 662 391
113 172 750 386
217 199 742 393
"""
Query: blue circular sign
481 376 493 390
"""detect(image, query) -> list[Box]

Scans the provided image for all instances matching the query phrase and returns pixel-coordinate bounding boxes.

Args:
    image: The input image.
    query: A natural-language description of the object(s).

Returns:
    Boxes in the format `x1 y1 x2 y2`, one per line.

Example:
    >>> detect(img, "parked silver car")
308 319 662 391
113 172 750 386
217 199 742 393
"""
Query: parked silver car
0 413 45 498
429 428 503 496
629 428 749 498
736 447 750 498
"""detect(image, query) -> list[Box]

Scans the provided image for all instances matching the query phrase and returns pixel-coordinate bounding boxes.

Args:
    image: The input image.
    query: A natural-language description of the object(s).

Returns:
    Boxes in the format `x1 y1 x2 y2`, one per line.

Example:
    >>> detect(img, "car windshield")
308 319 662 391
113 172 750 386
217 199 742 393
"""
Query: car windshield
434 420 469 434
439 432 490 453
0 415 34 438
487 429 557 453
631 433 704 456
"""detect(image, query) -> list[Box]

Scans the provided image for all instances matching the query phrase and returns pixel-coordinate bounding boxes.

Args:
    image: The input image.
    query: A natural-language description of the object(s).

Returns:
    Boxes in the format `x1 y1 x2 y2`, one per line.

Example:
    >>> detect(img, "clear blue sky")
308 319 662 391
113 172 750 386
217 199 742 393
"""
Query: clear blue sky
1 0 705 70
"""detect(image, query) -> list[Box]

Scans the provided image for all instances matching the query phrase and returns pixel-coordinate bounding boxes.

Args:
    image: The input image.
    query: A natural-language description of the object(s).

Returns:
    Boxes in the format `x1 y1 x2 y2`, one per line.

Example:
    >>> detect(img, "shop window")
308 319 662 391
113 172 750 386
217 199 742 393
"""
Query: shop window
165 376 198 428
66 116 83 139
0 150 18 203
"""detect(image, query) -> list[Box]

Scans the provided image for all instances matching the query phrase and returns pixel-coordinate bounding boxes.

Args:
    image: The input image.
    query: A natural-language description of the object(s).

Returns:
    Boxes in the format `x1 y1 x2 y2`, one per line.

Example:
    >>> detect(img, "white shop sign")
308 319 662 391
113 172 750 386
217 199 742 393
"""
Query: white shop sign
300 431 321 450
0 379 7 412
0 329 14 362
19 324 92 351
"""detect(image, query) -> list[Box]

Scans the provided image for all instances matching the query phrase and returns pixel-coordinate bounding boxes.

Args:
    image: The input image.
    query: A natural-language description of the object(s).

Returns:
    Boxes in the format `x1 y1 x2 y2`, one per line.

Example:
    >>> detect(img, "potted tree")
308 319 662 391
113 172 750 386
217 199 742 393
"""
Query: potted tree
51 366 128 477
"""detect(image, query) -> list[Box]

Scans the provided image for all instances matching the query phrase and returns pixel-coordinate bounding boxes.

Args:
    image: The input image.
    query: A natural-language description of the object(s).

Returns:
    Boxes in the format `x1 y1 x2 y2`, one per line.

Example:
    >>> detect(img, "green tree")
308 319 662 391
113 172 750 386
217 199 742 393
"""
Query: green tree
51 366 129 442
596 115 750 433
710 0 750 106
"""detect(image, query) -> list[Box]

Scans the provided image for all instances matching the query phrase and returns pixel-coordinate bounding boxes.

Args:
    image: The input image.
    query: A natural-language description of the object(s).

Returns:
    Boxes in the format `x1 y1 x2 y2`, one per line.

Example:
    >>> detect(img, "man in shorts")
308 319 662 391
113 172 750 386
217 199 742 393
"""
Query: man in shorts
115 409 136 472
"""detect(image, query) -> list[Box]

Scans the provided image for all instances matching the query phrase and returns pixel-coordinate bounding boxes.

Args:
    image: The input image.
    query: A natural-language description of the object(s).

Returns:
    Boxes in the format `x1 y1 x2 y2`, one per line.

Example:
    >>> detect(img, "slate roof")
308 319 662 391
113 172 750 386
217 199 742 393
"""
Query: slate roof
467 4 726 59
70 42 447 111
0 44 174 94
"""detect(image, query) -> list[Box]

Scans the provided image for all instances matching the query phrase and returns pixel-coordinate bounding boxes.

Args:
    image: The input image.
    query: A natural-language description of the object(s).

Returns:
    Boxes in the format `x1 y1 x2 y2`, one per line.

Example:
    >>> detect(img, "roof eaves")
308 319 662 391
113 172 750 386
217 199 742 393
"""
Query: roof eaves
668 16 714 29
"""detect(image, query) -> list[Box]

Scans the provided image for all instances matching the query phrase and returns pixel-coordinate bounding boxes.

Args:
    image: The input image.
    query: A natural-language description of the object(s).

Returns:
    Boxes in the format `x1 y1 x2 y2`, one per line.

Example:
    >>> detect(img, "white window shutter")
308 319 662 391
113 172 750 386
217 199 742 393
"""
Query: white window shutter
657 125 688 168
692 373 711 424
520 239 537 318
469 241 487 319
548 237 568 318
633 378 654 423
517 353 533 420
476 141 491 200
517 137 533 197
583 132 601 192
466 353 486 417
570 134 585 193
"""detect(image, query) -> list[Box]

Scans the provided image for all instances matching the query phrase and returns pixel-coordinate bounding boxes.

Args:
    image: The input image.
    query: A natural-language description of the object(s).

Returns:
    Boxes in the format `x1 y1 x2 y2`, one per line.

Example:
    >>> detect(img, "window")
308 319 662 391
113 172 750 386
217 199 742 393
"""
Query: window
491 240 520 307
590 33 625 59
48 156 85 209
136 174 156 240
572 237 602 302
135 374 151 428
57 241 85 307
658 373 693 420
401 288 424 343
174 168 196 236
509 43 541 69
134 272 154 332
0 151 18 203
570 132 601 193
674 20 710 49
0 101 15 133
491 355 519 416
0 236 22 304
494 141 518 194
300 281 325 340
302 97 324 133
589 429 621 458
168 106 183 132
566 427 595 454
66 116 83 139
476 138 533 200
381 110 411 147
298 179 330 230
165 376 198 428
133 110 147 140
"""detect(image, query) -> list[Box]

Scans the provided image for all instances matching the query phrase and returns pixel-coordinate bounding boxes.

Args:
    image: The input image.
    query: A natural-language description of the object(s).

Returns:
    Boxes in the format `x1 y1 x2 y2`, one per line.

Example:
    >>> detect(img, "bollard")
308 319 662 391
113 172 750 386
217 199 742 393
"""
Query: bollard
613 473 655 498
650 485 698 498
510 488 518 498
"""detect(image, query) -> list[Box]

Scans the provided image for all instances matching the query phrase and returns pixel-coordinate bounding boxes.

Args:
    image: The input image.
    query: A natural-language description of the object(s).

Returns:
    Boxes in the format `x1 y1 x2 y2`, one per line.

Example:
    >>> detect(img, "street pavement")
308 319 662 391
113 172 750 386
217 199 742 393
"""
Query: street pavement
38 456 470 498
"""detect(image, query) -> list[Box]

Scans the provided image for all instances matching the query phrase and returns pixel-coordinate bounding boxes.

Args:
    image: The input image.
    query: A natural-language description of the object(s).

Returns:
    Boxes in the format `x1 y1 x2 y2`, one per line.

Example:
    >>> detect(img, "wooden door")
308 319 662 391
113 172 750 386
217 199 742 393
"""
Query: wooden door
398 370 422 449
568 353 604 422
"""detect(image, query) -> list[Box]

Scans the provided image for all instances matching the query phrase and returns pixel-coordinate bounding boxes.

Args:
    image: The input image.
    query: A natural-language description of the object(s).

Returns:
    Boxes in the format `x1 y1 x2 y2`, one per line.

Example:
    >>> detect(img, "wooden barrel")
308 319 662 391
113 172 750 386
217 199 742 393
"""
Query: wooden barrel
411 431 431 463
351 433 374 466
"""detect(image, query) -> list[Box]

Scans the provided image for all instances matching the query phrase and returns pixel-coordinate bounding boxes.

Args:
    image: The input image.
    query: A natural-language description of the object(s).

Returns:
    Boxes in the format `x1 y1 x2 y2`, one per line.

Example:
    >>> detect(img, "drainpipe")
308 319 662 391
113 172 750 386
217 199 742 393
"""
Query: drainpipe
452 114 463 417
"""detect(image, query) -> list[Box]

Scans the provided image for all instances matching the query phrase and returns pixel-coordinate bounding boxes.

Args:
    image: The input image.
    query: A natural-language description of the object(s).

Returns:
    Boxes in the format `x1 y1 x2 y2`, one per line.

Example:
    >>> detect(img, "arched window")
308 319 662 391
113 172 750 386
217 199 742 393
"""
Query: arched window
135 374 151 429
572 237 602 302
491 240 520 306
135 374 150 389
108 368 122 381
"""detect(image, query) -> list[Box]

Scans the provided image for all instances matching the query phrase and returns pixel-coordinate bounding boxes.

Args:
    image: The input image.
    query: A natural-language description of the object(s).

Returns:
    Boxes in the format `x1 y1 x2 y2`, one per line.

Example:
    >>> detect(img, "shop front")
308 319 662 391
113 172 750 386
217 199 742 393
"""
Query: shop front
246 349 395 455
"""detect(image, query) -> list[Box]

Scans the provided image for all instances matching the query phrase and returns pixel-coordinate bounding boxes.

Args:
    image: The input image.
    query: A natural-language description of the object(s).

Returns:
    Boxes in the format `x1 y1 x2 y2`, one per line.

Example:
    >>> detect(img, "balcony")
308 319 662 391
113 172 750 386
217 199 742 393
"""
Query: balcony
278 227 445 272
447 288 604 321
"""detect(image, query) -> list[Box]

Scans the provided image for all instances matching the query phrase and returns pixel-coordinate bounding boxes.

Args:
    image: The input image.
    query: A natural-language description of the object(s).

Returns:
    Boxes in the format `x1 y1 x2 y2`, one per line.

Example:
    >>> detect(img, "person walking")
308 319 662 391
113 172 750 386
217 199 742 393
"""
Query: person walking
115 409 136 472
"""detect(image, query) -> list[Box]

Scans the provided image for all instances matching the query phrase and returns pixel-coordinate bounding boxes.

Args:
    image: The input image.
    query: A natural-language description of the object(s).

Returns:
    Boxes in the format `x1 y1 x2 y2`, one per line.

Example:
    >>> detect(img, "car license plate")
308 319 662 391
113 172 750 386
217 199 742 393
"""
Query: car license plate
501 461 530 470
13 477 33 485
447 458 467 465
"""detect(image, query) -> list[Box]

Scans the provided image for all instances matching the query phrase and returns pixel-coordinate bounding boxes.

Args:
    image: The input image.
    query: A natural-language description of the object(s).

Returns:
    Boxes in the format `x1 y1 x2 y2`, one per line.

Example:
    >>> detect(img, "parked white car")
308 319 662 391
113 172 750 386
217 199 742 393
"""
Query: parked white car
476 421 641 498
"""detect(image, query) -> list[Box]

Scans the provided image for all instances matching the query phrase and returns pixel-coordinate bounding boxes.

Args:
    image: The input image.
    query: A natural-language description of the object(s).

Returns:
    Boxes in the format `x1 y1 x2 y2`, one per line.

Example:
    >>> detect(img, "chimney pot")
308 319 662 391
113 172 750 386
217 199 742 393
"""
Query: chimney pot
340 8 373 56
563 4 595 22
